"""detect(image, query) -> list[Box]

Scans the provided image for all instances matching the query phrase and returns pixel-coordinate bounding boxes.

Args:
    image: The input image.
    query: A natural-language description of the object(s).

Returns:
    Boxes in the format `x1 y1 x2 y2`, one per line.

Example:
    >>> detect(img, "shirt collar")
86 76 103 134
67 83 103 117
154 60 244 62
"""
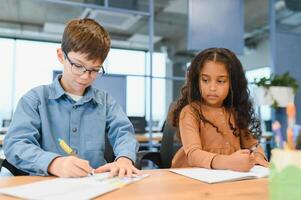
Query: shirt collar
49 75 65 100
49 74 103 105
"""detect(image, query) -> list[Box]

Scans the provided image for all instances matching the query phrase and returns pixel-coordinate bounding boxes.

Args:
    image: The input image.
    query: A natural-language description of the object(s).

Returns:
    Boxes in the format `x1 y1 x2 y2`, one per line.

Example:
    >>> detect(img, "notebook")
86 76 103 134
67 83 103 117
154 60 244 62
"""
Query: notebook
170 165 269 184
0 173 149 200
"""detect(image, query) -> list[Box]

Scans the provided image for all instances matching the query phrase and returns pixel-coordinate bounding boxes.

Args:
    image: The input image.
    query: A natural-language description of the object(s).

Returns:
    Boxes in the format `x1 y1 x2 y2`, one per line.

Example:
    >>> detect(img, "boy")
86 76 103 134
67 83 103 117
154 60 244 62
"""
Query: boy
3 18 139 178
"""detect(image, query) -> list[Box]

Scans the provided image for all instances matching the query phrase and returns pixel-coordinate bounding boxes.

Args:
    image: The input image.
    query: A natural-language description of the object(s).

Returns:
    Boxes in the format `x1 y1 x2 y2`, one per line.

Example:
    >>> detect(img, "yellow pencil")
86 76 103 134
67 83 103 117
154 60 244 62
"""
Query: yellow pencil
58 138 77 155
58 138 95 176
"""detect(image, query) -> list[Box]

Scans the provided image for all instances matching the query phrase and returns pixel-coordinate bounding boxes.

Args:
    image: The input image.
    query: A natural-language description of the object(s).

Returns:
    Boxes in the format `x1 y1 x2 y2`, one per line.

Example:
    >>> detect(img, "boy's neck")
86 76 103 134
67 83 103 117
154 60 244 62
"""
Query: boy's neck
59 76 85 96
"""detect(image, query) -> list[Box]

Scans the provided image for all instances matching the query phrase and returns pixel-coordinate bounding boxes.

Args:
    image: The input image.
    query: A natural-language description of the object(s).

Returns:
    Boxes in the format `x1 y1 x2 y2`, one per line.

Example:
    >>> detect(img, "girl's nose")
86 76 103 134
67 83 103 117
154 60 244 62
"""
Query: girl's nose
209 83 217 91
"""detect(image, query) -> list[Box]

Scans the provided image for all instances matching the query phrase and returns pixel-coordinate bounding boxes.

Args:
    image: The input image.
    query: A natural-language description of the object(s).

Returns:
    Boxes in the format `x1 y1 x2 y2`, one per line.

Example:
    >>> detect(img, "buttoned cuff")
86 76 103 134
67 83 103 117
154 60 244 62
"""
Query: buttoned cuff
115 151 136 164
33 152 61 176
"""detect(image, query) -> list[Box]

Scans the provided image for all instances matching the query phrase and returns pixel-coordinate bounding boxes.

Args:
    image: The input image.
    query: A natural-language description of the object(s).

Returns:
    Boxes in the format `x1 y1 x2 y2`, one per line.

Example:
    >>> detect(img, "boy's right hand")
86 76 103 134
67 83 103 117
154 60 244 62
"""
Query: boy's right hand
227 149 255 172
48 156 94 177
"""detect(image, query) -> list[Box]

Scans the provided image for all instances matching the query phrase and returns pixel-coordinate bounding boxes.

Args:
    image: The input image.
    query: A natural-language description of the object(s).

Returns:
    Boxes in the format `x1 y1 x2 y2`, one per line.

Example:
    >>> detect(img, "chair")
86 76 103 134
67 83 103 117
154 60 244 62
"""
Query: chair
128 116 146 134
0 158 29 176
135 103 182 169
2 119 11 128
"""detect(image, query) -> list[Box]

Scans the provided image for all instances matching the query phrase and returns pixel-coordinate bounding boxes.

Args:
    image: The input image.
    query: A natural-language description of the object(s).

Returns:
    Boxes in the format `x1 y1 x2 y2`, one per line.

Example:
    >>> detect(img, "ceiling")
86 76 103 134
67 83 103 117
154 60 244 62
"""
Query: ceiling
0 0 300 58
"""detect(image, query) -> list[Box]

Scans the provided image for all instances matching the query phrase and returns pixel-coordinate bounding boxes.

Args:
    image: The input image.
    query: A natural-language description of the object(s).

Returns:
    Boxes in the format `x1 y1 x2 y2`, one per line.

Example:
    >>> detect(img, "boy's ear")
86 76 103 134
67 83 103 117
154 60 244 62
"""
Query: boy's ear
57 48 64 64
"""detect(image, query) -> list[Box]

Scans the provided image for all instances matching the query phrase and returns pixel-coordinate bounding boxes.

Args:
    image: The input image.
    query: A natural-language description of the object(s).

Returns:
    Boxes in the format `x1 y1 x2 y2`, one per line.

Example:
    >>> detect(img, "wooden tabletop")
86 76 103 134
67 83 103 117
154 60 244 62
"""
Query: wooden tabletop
0 169 268 200
0 134 4 145
135 132 163 143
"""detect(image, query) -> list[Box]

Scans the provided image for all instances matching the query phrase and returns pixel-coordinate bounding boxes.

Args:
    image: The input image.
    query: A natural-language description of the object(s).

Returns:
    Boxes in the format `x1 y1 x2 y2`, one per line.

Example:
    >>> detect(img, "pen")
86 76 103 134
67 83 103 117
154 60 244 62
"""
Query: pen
58 138 95 176
249 143 259 154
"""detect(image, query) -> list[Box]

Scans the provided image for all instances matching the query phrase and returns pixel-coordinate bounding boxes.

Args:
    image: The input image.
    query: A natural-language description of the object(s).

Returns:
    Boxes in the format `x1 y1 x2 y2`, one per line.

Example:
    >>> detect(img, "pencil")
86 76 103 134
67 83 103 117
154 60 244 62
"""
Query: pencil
249 143 259 154
58 138 77 156
58 138 94 176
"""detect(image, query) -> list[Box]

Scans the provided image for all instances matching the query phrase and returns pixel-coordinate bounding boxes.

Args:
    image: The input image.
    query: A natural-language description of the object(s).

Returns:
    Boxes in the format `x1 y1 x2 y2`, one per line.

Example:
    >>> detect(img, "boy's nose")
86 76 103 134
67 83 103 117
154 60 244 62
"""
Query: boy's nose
80 71 90 79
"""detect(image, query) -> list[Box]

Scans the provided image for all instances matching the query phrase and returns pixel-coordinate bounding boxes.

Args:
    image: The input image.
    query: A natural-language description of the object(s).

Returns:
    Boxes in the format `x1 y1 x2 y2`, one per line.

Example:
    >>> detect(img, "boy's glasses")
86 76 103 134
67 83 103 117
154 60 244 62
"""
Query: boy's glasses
63 51 105 77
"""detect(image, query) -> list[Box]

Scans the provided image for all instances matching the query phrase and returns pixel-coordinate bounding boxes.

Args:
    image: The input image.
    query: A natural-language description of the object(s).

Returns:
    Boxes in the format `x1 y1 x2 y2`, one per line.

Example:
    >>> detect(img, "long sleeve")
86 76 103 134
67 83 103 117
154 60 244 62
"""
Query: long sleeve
179 106 216 169
240 131 268 161
105 94 139 163
3 91 60 176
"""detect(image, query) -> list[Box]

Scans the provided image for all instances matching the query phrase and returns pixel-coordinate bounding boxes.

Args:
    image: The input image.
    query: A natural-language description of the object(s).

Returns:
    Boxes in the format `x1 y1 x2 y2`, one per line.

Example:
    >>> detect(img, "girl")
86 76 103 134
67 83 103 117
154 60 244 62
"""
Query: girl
171 48 269 172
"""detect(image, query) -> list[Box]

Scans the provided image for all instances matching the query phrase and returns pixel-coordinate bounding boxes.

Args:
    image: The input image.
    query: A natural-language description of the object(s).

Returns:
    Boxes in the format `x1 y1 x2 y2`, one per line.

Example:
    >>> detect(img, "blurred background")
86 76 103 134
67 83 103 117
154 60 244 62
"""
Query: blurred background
0 0 301 156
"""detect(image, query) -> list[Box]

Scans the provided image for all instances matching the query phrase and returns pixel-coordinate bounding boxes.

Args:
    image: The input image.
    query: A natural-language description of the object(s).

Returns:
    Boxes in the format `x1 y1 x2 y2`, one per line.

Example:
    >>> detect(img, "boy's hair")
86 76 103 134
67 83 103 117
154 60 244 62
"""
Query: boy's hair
171 48 261 138
61 18 111 62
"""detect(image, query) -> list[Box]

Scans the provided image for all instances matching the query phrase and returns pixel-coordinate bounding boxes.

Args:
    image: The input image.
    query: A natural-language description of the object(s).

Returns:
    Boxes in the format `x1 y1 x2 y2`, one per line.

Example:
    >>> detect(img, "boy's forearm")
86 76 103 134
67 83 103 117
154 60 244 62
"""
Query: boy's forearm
4 141 60 176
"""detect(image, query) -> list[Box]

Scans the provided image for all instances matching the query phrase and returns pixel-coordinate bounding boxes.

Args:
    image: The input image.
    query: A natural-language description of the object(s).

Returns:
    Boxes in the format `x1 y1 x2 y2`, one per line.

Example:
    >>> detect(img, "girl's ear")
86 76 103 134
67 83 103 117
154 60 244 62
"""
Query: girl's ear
57 48 65 64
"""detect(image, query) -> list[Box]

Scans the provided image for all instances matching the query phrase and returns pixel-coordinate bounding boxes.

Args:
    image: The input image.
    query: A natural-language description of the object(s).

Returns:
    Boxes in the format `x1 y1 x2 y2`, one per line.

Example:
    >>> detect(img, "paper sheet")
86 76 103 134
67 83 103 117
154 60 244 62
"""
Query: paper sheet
170 165 269 184
0 173 149 200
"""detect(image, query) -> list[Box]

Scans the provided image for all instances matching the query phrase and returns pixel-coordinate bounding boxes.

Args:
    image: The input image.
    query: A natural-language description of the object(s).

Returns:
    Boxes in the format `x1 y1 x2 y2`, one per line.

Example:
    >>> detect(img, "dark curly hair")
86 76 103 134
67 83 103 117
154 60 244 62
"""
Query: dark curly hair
171 48 261 138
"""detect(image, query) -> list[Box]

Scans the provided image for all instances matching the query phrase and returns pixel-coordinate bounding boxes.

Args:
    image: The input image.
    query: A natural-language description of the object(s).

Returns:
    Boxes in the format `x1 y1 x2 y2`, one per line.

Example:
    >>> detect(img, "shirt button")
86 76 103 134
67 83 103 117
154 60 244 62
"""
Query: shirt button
73 105 77 109
72 128 77 133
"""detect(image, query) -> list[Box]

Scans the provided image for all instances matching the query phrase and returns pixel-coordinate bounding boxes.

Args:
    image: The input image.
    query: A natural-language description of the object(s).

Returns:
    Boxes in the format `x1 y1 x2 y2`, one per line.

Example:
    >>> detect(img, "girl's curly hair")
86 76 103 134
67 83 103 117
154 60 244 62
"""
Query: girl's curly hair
171 48 261 138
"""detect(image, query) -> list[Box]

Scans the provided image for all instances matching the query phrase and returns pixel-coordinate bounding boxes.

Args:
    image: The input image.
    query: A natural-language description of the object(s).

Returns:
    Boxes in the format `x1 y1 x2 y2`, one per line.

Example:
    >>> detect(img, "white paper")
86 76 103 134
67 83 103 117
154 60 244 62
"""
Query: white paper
0 173 149 200
170 165 269 184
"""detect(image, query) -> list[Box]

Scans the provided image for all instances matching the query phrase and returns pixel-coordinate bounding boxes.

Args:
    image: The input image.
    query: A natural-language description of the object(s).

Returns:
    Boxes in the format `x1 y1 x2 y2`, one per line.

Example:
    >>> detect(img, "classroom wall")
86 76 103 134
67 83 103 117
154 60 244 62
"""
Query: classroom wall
187 0 244 54
274 31 301 123
238 38 271 71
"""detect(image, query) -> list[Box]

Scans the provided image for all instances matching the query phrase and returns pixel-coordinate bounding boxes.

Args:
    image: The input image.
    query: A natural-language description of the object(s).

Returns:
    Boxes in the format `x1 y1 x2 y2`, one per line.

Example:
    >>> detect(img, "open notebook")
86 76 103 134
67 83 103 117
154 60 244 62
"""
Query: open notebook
0 173 148 200
170 165 269 184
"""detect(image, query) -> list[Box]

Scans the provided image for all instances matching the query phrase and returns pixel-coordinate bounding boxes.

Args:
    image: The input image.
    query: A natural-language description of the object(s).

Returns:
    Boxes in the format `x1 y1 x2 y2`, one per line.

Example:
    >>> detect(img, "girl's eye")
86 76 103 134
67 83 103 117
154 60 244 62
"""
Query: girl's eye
218 80 226 83
202 79 209 83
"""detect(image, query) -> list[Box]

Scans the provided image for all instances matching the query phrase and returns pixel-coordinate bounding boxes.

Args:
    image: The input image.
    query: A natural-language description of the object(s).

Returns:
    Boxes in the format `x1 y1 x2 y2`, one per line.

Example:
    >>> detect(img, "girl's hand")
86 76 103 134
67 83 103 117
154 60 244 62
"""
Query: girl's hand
254 153 270 167
227 149 255 172
95 157 141 178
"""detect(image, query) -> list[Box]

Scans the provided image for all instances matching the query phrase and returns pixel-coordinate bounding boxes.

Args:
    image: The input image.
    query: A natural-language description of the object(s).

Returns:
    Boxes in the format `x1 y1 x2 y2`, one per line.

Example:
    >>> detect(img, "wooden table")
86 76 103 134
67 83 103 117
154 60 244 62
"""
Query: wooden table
0 169 268 200
135 132 163 143
0 134 4 145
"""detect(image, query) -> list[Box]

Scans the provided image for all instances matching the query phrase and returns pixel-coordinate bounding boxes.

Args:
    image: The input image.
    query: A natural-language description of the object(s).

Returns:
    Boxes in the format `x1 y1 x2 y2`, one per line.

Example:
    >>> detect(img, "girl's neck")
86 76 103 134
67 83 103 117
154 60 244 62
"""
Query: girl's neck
202 102 224 110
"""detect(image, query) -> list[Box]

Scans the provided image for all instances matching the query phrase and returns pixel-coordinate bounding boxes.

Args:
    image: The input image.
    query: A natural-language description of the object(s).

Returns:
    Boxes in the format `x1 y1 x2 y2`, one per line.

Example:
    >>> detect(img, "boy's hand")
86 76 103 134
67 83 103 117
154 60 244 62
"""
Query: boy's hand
95 157 141 178
227 149 255 172
48 156 94 178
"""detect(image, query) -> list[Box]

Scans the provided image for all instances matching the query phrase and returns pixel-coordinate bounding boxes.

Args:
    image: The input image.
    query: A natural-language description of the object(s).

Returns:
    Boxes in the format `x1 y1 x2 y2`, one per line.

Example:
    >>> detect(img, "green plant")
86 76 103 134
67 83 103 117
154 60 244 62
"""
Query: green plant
254 72 299 94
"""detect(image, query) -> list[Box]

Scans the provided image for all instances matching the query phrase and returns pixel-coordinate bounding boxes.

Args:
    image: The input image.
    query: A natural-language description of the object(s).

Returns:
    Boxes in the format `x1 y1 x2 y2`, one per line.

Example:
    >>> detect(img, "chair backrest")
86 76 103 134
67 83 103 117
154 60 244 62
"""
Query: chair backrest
128 116 146 134
159 102 182 168
0 158 29 176
104 131 116 163
2 119 11 128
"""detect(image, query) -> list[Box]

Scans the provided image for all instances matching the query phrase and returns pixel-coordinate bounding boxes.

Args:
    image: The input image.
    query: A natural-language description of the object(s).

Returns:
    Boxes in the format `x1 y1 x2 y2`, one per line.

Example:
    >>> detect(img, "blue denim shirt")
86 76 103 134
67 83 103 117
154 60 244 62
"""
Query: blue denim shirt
3 75 139 176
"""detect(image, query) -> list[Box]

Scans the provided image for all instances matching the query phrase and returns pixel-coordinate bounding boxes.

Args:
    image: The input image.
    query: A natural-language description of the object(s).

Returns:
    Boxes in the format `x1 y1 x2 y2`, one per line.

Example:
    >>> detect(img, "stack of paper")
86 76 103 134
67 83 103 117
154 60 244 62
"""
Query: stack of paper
0 173 148 199
170 165 269 184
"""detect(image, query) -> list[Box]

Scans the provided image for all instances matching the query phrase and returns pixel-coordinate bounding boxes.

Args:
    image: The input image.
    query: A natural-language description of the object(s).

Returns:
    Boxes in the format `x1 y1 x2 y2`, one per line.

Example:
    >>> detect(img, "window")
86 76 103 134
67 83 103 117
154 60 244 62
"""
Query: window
1 39 168 132
105 49 145 75
246 67 271 120
0 38 14 124
14 40 61 107
106 49 168 127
